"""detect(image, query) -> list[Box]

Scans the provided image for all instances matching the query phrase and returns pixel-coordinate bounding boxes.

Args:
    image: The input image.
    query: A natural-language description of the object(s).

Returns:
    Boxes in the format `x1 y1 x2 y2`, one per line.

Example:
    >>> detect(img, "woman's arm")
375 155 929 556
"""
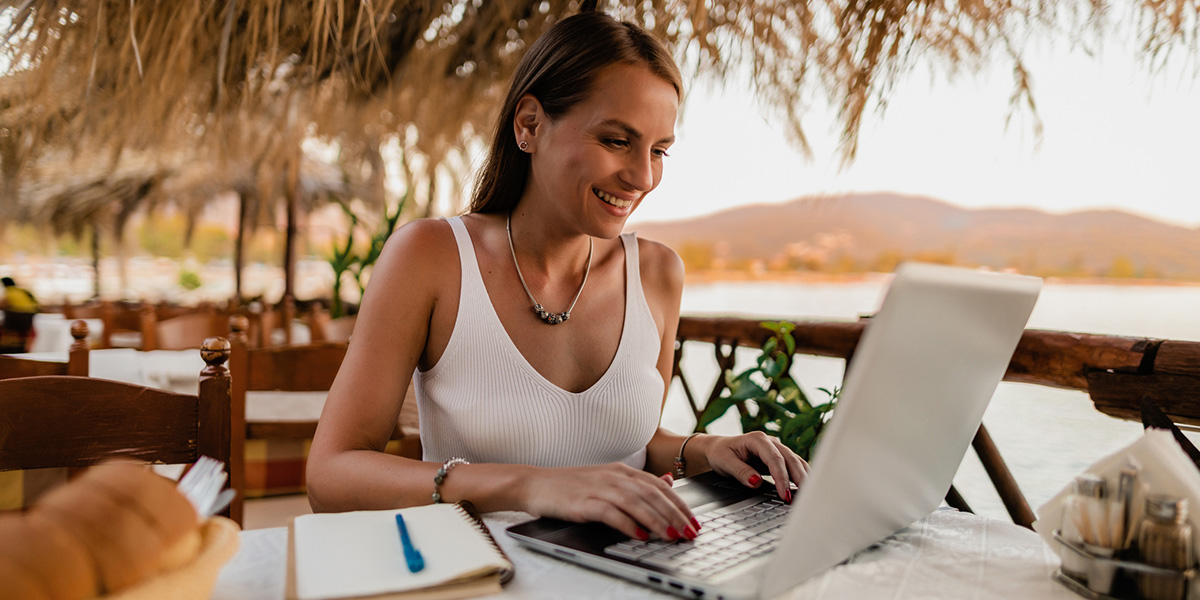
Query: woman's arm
307 219 528 510
307 221 698 541
637 238 809 501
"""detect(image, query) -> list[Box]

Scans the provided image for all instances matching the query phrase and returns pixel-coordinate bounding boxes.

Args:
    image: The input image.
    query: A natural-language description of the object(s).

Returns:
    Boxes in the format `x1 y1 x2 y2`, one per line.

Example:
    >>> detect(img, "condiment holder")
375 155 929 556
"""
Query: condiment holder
1052 531 1194 599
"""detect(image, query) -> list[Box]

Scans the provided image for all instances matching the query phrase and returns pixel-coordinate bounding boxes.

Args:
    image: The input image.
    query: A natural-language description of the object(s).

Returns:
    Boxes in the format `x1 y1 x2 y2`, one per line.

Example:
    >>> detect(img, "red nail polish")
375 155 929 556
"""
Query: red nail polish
690 516 701 530
666 526 680 541
785 489 793 503
684 525 698 540
634 527 649 541
748 474 762 487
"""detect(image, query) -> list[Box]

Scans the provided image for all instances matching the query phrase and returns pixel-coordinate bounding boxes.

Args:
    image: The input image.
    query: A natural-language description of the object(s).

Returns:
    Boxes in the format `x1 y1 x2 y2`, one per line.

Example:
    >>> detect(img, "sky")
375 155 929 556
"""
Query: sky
634 36 1200 229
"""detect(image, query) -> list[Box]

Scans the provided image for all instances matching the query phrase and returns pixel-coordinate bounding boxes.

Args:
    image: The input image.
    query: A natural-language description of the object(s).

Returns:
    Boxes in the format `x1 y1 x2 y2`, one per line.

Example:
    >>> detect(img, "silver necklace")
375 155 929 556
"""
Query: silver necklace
506 213 593 325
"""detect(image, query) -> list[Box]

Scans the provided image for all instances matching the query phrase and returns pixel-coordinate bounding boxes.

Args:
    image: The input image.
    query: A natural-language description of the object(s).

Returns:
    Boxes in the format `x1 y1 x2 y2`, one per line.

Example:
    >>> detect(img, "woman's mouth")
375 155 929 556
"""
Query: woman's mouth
594 188 633 209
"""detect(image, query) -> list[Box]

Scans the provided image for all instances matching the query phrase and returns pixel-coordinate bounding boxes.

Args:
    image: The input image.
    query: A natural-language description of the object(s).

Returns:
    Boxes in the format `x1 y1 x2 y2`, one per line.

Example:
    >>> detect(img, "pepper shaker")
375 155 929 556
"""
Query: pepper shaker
1137 494 1193 600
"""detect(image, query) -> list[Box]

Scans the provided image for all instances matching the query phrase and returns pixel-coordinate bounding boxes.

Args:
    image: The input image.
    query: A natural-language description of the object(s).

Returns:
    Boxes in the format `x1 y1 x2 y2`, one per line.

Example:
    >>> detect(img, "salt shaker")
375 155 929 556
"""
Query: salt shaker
1137 494 1193 600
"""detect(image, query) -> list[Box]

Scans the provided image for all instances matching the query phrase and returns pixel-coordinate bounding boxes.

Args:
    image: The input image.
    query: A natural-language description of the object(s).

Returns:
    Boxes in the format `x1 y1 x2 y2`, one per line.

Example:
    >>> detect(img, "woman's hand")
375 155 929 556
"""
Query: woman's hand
521 463 699 542
701 432 809 502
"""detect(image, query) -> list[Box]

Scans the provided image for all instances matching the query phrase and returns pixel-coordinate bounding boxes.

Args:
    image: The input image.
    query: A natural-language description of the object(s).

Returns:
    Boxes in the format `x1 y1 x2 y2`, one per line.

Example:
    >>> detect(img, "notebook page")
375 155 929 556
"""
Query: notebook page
294 504 507 600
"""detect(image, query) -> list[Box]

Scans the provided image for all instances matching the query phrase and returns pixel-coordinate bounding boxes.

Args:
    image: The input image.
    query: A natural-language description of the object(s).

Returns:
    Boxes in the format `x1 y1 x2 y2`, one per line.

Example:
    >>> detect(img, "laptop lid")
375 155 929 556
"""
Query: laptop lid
759 262 1042 597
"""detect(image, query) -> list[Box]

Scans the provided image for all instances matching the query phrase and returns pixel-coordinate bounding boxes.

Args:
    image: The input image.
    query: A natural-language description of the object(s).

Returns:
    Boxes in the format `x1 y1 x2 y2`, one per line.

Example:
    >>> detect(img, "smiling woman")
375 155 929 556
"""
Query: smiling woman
306 9 810 545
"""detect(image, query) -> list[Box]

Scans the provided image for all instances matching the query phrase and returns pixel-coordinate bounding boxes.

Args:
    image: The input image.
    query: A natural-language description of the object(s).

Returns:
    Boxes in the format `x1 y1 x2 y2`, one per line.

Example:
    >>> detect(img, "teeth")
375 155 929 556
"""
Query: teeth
595 188 633 209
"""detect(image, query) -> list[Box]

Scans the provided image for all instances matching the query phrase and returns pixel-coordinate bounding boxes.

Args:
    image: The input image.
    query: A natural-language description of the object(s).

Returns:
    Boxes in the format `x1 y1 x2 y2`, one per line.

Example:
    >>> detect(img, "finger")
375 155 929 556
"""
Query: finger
585 500 649 541
602 480 683 541
631 473 697 540
754 442 793 502
772 439 809 501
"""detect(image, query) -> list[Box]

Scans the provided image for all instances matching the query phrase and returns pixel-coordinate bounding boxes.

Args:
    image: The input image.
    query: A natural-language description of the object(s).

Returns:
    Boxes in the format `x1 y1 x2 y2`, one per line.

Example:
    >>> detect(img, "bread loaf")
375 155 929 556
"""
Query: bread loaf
78 462 200 569
0 551 53 600
0 511 98 600
37 474 165 594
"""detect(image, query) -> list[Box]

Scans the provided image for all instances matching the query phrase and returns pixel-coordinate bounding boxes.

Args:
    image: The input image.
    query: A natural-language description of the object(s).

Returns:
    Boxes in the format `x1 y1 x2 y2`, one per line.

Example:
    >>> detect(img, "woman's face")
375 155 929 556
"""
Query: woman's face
523 62 679 238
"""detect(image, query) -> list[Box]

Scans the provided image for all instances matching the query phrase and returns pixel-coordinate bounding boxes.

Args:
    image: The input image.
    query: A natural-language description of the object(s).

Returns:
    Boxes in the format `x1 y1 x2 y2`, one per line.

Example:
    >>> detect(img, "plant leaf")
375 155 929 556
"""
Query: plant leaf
698 395 740 429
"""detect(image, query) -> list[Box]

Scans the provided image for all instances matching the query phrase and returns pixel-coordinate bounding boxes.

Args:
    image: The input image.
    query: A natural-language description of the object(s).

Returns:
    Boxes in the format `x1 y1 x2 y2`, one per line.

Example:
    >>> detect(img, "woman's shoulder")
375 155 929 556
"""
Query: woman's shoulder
372 217 460 282
634 235 684 294
380 217 456 257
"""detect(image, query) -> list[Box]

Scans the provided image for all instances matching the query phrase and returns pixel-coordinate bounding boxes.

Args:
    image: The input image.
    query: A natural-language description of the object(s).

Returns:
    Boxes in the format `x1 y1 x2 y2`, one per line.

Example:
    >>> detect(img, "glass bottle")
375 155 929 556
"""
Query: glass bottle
1137 494 1193 600
1060 474 1107 581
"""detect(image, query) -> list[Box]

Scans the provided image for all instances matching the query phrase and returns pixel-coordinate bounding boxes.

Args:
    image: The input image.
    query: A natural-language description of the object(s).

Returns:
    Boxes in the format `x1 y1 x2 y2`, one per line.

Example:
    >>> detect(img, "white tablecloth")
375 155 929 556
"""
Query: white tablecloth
211 509 1074 600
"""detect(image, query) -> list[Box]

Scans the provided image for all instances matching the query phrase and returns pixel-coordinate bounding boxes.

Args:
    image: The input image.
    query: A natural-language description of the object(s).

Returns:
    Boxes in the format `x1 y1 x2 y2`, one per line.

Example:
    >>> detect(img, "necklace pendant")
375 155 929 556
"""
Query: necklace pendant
532 304 569 325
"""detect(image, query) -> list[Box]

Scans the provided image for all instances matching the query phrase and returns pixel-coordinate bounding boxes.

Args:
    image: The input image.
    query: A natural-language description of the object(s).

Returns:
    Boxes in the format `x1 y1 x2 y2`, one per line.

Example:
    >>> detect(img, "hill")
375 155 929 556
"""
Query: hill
629 194 1200 279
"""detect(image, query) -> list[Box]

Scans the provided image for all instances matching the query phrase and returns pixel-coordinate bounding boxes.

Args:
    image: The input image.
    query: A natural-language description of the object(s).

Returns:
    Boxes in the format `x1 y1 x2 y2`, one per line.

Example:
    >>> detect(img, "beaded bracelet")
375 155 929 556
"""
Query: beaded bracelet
672 433 703 479
432 457 469 504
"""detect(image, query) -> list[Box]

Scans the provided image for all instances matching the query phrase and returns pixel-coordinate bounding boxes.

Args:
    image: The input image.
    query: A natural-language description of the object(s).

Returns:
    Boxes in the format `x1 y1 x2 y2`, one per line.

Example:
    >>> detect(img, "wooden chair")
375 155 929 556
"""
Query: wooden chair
0 337 244 525
63 301 117 348
227 316 419 498
306 306 356 343
142 306 227 351
0 320 91 379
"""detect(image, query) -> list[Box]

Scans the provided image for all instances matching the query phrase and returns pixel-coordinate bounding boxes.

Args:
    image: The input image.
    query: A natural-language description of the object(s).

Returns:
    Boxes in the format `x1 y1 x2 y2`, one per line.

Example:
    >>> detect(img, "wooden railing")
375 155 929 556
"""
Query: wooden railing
671 316 1200 529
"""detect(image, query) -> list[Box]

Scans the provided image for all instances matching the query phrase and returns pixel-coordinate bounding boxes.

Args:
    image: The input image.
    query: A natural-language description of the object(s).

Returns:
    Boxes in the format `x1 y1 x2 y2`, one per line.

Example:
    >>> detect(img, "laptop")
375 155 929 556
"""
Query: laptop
507 262 1042 599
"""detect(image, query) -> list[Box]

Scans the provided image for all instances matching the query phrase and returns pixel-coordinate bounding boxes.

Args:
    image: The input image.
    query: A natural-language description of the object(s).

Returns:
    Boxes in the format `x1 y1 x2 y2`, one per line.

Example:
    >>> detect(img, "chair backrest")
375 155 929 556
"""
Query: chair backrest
307 307 356 344
0 337 243 525
0 320 91 379
144 310 225 351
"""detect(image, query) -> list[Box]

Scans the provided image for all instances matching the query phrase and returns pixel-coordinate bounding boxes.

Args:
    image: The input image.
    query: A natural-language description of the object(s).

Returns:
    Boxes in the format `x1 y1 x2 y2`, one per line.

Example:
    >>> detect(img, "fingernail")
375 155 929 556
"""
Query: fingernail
634 527 649 541
748 474 762 487
684 525 698 540
785 489 793 503
690 516 701 530
666 526 680 541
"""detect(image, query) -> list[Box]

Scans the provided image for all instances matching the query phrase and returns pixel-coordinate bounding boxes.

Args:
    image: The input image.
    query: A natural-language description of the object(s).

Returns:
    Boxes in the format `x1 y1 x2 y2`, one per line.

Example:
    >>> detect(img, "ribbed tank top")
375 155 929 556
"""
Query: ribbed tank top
413 216 664 469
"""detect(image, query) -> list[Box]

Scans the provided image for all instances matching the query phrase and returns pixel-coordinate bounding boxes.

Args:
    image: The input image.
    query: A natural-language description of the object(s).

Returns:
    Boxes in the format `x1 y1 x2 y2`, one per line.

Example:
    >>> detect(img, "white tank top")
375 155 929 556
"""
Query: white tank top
413 216 664 469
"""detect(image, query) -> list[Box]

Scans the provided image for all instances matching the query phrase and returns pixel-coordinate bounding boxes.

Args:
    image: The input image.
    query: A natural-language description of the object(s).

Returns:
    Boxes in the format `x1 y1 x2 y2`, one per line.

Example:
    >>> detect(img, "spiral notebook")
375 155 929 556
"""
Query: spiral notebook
286 501 513 600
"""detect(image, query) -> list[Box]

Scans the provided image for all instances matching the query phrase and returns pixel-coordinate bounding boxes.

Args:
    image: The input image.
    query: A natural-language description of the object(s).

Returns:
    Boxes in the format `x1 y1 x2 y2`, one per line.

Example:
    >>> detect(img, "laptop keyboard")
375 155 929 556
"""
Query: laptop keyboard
603 496 790 577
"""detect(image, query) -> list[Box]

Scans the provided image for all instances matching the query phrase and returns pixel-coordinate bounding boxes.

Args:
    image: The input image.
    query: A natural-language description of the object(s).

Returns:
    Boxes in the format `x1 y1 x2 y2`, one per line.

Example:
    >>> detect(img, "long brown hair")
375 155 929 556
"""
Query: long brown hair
468 12 682 215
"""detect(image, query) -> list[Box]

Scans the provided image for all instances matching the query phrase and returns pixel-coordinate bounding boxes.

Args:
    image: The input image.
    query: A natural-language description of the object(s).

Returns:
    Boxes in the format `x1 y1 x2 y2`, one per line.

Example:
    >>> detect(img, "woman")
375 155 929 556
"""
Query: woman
307 11 808 543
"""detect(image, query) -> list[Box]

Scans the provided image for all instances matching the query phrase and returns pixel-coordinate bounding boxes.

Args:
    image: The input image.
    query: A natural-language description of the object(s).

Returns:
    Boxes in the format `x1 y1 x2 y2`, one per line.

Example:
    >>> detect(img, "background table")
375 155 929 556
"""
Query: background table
211 509 1076 599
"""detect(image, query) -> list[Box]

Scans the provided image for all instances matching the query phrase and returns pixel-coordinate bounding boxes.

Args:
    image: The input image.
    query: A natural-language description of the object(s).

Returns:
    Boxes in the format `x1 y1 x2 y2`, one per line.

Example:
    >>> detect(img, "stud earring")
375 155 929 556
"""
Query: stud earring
518 141 528 151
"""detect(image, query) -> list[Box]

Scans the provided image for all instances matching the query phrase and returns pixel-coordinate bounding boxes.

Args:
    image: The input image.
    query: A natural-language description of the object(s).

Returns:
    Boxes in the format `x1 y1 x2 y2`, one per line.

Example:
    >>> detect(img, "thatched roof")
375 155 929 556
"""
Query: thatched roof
12 148 356 238
1 0 1196 212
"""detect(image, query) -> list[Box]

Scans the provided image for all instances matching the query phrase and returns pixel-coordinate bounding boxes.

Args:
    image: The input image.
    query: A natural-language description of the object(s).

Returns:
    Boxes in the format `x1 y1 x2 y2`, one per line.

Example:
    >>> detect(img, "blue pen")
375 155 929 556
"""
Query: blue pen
396 513 425 573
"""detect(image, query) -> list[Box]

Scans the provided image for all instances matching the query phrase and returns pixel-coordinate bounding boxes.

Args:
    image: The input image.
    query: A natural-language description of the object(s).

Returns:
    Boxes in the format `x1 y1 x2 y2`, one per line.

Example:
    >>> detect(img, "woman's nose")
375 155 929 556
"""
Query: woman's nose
620 150 655 192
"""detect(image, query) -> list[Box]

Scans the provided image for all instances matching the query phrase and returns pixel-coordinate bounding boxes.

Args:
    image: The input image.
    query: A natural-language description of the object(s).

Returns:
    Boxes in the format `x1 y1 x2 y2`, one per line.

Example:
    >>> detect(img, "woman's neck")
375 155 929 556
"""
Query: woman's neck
507 205 594 277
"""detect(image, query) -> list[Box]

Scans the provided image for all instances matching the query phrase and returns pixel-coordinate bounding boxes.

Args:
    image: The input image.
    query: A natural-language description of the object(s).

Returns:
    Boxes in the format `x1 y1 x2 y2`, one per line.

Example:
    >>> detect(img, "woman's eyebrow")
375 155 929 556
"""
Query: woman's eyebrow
597 119 675 145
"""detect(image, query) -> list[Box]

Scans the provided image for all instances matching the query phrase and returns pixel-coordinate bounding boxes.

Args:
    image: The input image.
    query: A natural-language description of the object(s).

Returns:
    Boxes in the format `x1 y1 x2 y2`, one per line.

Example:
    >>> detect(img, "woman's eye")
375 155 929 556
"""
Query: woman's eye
653 148 670 158
604 138 629 148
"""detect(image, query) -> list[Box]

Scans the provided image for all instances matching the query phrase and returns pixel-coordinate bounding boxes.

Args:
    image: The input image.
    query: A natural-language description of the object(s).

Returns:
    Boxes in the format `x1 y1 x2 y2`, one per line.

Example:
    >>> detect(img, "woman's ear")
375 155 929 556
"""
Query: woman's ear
513 94 544 152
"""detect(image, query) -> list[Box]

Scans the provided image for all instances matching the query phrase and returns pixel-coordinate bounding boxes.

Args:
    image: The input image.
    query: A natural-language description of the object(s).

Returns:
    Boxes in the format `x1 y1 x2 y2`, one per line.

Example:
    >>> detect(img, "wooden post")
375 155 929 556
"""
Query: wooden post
91 222 101 299
67 320 90 377
200 336 239 526
283 154 299 304
972 423 1035 529
235 193 247 305
138 304 158 351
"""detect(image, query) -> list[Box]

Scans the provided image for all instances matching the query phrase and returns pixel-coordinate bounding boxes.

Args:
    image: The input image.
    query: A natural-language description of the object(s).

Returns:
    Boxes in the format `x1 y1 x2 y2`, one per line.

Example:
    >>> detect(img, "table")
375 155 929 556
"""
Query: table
211 509 1076 599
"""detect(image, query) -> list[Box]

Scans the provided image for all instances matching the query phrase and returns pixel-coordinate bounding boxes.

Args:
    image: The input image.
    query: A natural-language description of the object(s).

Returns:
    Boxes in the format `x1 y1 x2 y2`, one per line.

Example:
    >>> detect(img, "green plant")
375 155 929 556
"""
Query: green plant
696 321 838 461
178 269 203 291
327 194 406 318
